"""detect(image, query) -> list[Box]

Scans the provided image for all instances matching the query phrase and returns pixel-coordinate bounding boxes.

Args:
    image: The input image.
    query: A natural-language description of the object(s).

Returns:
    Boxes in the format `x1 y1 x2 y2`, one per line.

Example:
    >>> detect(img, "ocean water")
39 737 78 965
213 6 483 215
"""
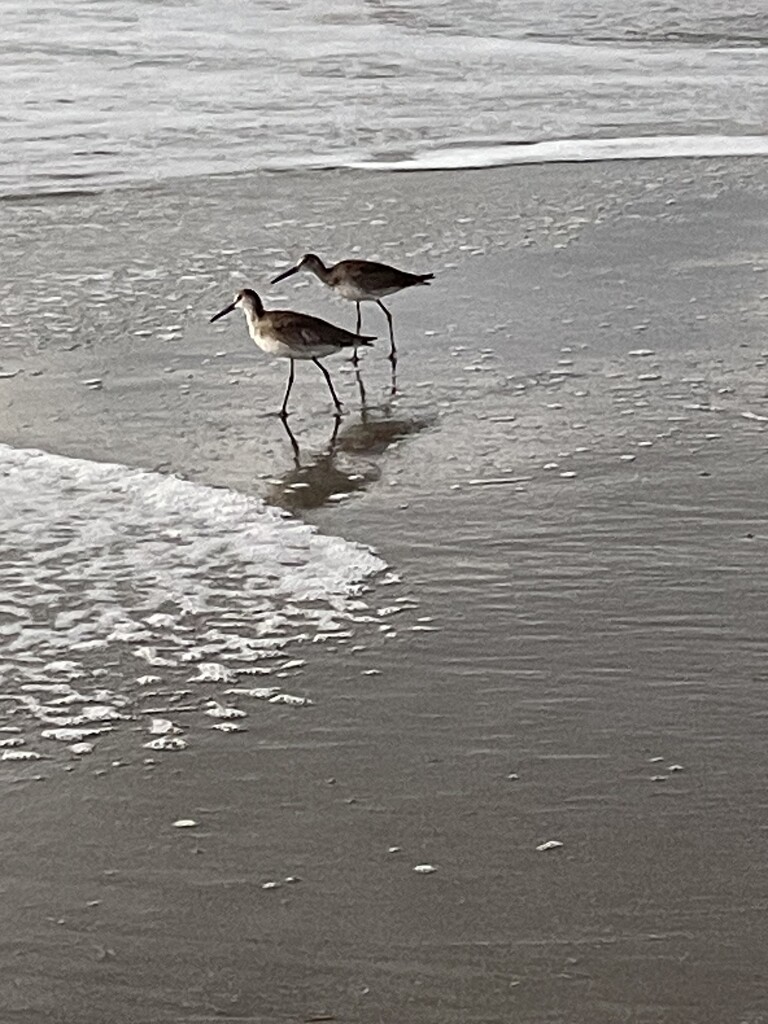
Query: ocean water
1 0 767 196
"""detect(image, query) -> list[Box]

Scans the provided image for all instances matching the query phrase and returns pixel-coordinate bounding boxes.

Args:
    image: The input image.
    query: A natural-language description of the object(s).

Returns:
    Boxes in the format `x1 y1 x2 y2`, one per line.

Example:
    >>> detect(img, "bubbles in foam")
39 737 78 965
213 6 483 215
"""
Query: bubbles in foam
0 443 386 753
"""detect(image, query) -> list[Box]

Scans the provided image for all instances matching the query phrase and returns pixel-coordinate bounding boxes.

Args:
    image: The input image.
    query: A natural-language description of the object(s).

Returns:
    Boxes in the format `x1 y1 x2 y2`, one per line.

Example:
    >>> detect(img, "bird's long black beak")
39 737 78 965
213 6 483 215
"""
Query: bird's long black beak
209 301 237 323
270 265 300 285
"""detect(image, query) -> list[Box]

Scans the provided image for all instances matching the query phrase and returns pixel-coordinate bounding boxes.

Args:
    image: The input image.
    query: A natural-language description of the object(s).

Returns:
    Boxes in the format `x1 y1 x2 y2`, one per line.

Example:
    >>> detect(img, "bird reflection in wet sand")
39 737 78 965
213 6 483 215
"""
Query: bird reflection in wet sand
352 356 396 404
266 400 436 513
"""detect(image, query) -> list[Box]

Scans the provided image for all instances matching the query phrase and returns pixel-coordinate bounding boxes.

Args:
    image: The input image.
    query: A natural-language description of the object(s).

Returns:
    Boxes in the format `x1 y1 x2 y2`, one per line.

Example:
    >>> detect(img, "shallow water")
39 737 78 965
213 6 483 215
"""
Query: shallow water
2 0 767 195
2 156 767 753
0 443 389 753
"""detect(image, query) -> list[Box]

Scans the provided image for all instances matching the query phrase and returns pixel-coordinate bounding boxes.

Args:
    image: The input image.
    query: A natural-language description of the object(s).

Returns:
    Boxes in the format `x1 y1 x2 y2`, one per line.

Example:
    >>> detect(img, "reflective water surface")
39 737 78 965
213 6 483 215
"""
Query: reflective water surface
2 0 767 194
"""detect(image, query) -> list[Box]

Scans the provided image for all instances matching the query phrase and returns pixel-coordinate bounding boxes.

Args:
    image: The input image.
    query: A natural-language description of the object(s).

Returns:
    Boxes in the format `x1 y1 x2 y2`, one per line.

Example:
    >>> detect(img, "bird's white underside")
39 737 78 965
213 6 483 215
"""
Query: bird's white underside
335 281 401 301
249 323 340 361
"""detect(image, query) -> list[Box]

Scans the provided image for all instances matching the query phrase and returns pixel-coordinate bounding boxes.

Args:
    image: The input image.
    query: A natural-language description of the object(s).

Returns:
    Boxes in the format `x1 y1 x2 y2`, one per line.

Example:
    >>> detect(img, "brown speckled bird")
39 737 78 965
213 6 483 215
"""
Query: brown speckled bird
272 253 434 357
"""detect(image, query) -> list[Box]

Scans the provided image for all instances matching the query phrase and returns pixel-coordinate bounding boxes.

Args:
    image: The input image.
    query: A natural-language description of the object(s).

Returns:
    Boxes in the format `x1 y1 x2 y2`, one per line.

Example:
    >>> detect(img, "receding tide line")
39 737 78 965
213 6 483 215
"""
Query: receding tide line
345 135 768 172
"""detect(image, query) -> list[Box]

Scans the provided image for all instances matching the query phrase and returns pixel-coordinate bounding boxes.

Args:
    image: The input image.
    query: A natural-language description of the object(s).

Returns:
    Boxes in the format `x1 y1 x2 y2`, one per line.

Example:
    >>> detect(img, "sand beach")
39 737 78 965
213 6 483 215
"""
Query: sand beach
1 154 768 1022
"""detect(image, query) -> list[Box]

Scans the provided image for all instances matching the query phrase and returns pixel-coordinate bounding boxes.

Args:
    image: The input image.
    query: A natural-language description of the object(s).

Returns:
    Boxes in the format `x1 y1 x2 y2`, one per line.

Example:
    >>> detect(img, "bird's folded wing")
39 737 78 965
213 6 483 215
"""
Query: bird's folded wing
344 262 396 290
270 311 347 347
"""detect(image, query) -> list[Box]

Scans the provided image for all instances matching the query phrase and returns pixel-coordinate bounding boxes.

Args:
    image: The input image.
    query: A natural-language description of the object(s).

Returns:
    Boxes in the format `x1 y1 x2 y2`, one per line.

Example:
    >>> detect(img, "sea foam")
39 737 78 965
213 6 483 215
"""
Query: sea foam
346 135 768 173
0 444 385 751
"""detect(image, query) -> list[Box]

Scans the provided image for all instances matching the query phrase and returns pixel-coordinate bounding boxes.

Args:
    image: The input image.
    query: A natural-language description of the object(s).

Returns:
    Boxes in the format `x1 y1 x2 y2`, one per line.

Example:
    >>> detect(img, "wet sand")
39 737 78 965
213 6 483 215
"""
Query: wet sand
2 157 768 1023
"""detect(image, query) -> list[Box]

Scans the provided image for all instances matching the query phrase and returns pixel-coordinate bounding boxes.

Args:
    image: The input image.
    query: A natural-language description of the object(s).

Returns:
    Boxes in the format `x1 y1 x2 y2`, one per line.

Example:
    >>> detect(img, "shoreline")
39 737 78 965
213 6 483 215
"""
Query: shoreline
2 155 768 1023
4 132 768 203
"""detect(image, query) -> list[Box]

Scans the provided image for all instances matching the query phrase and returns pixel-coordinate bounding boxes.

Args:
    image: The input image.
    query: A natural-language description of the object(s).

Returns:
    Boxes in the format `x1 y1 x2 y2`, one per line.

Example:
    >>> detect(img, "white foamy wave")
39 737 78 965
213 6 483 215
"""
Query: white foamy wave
345 135 768 173
0 444 385 751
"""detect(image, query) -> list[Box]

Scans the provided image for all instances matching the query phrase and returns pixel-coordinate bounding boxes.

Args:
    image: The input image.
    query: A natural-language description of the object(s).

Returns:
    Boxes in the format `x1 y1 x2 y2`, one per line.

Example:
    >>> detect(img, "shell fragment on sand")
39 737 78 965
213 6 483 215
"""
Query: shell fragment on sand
69 742 94 756
268 694 314 707
143 736 188 751
191 662 237 683
149 718 183 735
204 702 246 719
225 686 281 700
41 726 114 742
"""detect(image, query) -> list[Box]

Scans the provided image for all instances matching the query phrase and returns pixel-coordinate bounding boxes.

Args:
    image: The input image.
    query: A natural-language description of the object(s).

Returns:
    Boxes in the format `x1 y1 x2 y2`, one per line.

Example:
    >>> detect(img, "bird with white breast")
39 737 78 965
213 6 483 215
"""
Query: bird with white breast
209 288 374 418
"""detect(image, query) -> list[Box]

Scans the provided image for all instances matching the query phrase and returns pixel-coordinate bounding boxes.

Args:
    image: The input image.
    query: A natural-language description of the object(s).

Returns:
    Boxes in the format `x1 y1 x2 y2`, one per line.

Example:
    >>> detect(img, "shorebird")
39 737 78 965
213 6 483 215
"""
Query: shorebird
209 288 374 417
271 254 434 358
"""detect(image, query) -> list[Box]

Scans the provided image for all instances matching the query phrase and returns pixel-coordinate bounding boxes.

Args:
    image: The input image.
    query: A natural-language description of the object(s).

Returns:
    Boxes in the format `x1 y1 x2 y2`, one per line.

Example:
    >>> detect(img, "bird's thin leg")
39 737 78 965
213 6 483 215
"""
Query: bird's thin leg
389 348 398 397
329 413 341 448
355 362 368 408
376 300 395 357
280 415 301 463
351 303 362 366
280 359 295 418
312 357 343 414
